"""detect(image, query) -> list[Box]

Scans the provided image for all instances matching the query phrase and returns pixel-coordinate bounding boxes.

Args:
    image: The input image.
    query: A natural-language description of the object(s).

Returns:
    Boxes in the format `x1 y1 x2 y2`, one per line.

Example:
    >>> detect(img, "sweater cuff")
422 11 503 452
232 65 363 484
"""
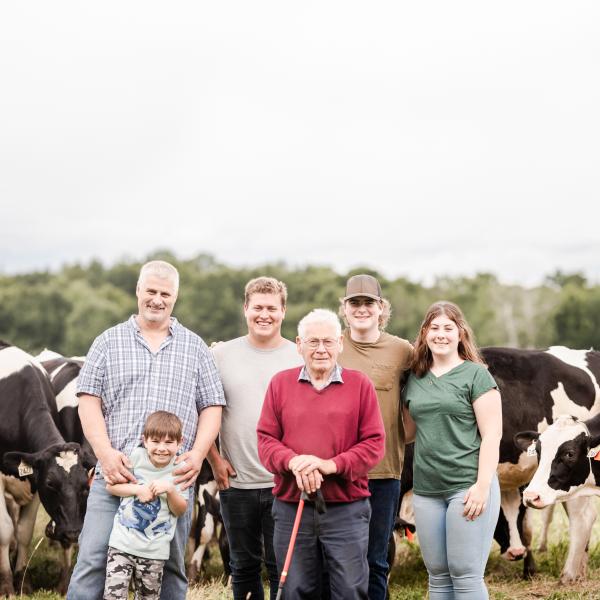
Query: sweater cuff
332 456 348 479
280 449 297 473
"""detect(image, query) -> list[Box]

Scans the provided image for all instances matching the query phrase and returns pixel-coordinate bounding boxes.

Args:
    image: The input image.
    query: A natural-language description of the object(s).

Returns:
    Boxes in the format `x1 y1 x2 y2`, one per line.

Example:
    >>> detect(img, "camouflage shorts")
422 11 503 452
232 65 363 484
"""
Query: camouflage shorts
104 546 165 600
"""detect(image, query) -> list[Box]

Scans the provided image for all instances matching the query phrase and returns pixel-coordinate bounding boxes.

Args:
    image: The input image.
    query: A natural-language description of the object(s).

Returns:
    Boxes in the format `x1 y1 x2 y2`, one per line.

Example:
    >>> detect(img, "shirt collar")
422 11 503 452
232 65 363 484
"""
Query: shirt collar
129 315 179 336
298 363 344 389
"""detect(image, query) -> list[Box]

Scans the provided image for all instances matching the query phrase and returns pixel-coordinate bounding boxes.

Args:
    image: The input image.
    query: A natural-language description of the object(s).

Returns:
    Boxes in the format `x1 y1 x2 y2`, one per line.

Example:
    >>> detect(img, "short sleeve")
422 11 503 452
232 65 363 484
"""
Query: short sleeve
76 334 107 397
470 364 498 403
195 343 226 411
401 372 414 408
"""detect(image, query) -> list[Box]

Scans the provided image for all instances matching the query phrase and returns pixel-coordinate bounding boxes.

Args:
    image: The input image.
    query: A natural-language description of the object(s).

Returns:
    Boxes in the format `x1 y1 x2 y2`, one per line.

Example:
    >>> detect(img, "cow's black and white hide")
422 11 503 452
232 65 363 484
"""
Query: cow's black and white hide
518 413 600 506
485 346 600 583
0 342 93 596
186 480 218 582
35 350 97 593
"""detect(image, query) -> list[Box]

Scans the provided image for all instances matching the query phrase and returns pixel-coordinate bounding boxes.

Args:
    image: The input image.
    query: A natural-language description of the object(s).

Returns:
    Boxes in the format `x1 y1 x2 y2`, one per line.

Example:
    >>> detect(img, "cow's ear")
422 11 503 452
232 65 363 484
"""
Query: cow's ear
588 433 600 449
79 444 97 472
514 431 540 452
2 451 39 479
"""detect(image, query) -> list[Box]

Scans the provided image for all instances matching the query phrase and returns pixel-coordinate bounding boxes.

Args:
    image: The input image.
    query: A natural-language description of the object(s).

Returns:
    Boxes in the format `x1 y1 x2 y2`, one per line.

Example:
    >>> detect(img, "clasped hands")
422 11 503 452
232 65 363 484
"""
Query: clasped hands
288 454 337 493
134 479 174 503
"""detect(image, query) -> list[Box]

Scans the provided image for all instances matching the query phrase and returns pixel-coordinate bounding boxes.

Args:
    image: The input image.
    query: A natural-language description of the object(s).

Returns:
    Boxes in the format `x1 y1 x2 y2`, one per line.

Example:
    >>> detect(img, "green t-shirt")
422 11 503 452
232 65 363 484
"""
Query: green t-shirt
403 361 497 496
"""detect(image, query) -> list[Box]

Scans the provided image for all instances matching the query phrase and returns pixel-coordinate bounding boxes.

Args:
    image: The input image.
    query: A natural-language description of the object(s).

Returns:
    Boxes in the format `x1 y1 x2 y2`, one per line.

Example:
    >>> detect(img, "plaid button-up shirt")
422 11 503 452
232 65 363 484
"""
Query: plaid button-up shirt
77 315 225 461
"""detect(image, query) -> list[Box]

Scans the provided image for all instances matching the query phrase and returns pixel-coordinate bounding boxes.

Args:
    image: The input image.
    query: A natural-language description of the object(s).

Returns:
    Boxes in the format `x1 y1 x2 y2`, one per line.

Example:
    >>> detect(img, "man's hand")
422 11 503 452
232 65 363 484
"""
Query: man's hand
97 447 136 485
135 485 155 503
294 468 323 493
173 450 203 490
210 455 237 491
288 455 337 493
289 455 337 476
149 480 174 496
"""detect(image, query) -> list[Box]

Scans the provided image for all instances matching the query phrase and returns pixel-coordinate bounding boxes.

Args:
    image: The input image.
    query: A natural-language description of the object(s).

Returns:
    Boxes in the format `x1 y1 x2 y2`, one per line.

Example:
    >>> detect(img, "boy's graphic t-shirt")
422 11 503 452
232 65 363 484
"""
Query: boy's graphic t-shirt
108 446 188 560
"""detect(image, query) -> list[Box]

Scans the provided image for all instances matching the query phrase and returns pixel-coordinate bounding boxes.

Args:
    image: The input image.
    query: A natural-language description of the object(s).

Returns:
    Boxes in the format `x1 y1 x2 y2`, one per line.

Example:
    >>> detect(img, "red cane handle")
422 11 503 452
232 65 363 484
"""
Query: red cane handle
279 498 305 586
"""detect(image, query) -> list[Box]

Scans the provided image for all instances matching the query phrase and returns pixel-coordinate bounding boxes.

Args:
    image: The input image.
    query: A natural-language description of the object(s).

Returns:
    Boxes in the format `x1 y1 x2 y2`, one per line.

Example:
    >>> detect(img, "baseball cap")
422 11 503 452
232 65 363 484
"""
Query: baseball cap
343 274 382 301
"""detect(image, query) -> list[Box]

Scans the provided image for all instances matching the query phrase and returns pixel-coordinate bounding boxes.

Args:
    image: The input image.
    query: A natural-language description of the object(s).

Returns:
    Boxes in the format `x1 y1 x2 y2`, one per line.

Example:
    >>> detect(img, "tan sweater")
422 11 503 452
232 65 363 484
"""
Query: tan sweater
339 330 413 479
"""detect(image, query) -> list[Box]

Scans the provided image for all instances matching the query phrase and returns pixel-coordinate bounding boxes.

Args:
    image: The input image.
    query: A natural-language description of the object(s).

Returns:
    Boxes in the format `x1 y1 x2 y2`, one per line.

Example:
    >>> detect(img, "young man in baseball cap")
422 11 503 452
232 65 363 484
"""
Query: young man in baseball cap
338 274 413 600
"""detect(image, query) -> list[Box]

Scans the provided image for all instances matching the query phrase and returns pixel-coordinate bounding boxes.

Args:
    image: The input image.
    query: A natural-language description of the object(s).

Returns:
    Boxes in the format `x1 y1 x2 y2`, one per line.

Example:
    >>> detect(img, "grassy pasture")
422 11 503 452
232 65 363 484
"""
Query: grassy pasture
17 499 600 599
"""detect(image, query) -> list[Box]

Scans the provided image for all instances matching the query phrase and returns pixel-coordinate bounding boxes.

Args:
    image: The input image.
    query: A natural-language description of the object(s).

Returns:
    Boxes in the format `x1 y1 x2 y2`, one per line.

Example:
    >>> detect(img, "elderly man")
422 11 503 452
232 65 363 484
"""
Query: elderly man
257 308 385 600
67 260 225 600
338 274 413 600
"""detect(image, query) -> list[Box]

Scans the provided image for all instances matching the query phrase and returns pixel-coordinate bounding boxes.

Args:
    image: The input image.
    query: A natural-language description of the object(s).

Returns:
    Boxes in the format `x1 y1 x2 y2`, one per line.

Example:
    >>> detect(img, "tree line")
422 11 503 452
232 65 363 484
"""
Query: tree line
1 250 599 356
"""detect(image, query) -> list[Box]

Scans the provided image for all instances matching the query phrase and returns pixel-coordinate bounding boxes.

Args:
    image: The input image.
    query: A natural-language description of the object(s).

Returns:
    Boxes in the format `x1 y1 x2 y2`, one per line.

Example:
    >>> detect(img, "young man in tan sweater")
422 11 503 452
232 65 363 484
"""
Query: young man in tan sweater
338 274 413 600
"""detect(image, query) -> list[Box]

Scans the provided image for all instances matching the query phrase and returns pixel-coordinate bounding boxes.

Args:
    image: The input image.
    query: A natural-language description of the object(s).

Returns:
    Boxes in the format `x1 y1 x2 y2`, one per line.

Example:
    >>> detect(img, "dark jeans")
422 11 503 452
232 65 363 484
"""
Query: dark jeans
272 497 370 600
219 486 278 600
367 479 401 600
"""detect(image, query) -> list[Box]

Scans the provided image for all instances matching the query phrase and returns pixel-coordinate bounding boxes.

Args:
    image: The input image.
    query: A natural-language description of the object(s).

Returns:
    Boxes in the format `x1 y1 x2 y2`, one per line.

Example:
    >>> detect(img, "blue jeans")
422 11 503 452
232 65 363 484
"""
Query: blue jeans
67 478 191 600
367 479 401 600
272 497 370 600
219 486 278 600
413 477 501 600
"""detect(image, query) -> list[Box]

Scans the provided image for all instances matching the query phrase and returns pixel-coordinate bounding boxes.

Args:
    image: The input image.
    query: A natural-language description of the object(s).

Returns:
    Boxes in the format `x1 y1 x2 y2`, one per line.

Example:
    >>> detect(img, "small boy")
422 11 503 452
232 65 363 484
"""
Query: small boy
103 411 189 600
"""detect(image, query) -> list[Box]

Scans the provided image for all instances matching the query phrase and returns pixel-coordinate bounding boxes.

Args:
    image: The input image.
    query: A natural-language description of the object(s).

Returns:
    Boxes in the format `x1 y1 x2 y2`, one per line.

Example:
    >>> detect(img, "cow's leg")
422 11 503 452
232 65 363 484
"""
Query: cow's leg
0 480 15 596
521 506 536 578
560 496 596 583
537 504 554 552
57 545 74 595
190 513 214 578
12 492 40 594
499 489 527 560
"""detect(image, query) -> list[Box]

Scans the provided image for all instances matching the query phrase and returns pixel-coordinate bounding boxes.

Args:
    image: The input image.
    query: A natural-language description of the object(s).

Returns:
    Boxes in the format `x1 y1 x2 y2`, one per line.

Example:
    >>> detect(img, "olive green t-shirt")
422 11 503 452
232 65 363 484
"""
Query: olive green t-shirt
338 330 413 479
403 361 497 496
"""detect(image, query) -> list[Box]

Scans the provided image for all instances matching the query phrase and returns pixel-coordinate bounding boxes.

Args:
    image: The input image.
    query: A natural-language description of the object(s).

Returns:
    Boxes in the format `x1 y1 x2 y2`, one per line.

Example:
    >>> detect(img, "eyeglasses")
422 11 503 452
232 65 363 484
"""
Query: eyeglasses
301 338 339 349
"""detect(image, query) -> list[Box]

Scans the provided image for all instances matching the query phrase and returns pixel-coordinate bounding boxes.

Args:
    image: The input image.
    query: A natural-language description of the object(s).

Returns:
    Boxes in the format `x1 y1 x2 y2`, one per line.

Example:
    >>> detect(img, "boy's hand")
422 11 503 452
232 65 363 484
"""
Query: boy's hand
149 480 174 496
135 485 155 503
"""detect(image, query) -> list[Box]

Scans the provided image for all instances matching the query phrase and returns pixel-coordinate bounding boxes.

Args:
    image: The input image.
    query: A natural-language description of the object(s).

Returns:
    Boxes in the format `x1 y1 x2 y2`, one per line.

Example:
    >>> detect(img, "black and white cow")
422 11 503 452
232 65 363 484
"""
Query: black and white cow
37 351 87 448
35 350 96 593
0 342 93 596
518 413 600 507
484 346 600 583
186 480 218 581
185 456 233 583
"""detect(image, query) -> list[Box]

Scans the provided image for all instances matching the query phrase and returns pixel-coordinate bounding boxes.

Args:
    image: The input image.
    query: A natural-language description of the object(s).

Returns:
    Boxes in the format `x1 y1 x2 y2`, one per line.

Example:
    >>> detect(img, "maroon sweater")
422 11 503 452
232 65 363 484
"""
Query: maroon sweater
257 366 385 503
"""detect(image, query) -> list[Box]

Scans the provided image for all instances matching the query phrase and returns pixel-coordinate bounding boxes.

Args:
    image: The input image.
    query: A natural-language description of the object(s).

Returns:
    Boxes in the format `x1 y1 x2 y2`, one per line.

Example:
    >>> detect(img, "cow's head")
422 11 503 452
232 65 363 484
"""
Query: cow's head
515 415 600 508
2 442 90 546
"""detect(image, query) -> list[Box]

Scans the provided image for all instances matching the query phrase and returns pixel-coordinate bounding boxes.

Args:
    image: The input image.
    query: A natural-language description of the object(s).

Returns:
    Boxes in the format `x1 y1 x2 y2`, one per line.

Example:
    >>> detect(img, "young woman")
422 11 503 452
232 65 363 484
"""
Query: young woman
402 301 502 600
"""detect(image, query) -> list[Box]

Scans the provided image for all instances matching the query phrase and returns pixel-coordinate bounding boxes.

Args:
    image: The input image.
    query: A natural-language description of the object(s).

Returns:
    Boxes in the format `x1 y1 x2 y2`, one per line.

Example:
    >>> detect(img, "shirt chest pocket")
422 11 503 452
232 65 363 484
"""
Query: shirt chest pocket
370 364 395 391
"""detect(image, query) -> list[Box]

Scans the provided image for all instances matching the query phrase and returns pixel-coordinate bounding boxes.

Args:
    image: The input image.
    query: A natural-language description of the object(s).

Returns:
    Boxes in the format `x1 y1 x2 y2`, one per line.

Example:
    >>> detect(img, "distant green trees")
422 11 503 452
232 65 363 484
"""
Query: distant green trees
0 254 597 356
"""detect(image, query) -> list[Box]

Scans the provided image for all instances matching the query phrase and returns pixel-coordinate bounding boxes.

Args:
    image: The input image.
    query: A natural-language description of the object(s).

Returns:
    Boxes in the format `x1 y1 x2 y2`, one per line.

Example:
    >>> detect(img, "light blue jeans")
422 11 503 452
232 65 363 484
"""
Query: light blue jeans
67 478 192 600
413 477 500 600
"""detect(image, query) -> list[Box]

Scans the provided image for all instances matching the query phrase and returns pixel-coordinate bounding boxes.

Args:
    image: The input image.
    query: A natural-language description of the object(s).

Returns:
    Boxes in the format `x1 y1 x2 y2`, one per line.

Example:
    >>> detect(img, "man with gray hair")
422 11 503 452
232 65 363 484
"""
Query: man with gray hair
257 308 385 599
68 260 225 600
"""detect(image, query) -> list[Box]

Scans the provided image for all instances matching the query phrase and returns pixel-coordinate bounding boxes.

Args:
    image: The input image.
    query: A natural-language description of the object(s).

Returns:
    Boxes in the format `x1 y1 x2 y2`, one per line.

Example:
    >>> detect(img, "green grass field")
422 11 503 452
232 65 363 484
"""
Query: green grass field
16 499 600 600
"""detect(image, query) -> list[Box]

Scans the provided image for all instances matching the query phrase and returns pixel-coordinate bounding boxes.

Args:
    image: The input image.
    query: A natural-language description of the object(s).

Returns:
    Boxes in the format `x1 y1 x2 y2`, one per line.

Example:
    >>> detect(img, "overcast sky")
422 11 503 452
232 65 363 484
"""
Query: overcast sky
1 2 599 287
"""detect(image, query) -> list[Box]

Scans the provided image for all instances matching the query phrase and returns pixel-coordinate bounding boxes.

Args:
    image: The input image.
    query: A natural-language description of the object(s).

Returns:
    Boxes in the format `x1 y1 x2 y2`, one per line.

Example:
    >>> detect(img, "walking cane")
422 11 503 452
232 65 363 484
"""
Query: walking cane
274 490 327 599
274 490 308 600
